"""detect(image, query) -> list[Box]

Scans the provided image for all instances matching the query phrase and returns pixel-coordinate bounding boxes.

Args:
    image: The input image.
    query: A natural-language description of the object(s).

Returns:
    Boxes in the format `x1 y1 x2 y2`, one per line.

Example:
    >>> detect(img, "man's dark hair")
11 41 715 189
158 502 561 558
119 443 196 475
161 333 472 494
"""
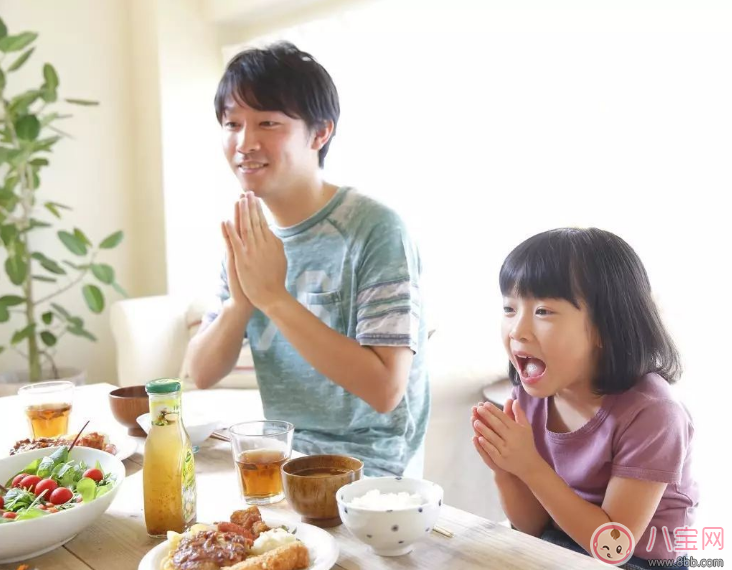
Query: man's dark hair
499 227 682 394
214 41 340 168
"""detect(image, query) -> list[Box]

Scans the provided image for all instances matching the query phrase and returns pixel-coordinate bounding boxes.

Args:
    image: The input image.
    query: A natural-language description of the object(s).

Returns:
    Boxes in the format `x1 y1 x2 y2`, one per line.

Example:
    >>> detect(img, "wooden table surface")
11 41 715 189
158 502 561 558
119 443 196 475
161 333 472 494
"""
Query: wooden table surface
0 383 602 570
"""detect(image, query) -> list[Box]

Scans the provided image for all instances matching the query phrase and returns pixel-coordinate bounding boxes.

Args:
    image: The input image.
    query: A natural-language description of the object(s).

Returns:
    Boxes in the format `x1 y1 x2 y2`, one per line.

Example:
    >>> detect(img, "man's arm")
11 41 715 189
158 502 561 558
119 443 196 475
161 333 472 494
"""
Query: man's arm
186 299 254 389
187 215 256 389
263 294 413 413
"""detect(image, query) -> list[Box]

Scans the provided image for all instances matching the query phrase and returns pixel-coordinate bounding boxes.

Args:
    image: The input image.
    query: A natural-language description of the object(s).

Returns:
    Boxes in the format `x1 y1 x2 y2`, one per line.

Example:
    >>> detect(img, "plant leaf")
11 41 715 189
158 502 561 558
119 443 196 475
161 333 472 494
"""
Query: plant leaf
112 282 128 297
74 228 92 246
50 303 71 320
8 47 34 71
15 114 41 141
58 230 87 255
82 284 104 313
44 203 60 218
67 325 97 342
43 63 59 91
0 18 7 39
90 263 114 284
8 90 41 116
42 311 53 324
0 224 18 246
32 275 57 283
0 295 25 307
11 323 35 344
38 256 66 275
26 218 52 231
33 136 61 153
65 98 99 106
30 157 49 167
0 68 5 92
62 260 88 271
5 255 28 285
40 331 57 347
0 345 5 355
0 306 9 323
0 32 37 53
99 230 123 249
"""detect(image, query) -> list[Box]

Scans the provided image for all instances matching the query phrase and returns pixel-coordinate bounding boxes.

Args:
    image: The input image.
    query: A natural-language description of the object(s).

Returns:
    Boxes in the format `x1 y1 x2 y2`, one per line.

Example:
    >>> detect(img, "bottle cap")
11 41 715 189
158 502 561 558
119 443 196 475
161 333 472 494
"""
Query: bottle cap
145 378 181 394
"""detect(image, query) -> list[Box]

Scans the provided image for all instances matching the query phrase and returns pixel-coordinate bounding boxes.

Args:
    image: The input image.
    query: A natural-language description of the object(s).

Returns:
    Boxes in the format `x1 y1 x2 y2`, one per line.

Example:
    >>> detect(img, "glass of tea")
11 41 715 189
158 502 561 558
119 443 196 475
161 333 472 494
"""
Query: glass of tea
229 420 294 505
18 380 74 438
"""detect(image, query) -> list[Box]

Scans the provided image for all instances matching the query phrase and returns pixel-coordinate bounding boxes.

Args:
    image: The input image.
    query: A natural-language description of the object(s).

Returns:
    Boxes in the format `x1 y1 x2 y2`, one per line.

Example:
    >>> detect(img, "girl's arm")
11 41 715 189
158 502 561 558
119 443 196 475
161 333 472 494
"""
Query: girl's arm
472 401 550 536
524 463 667 552
494 471 551 536
475 400 668 553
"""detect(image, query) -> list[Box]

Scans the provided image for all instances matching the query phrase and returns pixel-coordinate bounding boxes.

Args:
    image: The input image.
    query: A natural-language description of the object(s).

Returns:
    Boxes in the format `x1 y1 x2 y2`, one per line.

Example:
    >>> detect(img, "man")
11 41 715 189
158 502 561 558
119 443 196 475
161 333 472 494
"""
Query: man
187 42 429 476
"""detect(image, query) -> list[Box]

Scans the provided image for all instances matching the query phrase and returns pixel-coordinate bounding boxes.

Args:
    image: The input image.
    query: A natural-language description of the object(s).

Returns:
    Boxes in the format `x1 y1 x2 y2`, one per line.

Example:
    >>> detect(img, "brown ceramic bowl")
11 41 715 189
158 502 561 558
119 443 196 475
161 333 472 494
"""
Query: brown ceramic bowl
108 385 149 436
282 455 363 528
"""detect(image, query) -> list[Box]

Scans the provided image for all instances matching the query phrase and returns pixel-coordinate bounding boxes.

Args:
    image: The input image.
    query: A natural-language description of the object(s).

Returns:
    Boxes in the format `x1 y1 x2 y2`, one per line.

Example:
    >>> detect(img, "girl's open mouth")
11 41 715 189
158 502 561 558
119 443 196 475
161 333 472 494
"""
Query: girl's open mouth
515 354 547 385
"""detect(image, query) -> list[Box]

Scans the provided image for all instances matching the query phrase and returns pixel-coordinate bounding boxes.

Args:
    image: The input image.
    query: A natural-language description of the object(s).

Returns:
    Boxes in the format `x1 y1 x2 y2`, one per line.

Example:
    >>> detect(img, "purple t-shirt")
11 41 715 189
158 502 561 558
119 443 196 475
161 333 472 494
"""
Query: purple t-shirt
513 373 698 560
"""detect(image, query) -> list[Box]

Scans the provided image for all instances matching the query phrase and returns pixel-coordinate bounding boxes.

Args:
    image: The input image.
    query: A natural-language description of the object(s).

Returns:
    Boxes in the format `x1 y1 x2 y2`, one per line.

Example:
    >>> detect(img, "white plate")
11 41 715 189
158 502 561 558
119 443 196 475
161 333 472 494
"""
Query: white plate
137 516 339 570
113 434 139 461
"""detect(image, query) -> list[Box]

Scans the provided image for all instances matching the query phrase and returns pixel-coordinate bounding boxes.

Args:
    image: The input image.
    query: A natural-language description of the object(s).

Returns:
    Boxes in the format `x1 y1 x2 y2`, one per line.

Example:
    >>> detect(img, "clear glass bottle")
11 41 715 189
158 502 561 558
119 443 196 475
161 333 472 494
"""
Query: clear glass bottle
143 378 197 537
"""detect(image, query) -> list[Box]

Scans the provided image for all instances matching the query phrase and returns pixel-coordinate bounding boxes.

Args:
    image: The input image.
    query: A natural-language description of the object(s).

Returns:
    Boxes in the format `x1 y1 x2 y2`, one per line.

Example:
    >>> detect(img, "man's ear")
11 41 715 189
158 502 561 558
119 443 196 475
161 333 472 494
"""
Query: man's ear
310 120 335 151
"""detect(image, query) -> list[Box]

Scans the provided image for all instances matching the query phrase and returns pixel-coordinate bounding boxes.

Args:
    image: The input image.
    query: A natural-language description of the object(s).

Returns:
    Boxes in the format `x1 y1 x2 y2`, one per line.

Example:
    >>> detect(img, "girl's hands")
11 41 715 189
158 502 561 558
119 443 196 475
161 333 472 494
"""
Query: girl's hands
471 398 515 475
472 399 544 481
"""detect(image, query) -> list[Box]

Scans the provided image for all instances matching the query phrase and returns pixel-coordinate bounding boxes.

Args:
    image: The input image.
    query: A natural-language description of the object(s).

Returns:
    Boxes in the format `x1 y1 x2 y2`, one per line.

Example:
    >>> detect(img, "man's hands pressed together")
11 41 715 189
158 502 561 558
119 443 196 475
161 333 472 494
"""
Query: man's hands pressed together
223 192 289 315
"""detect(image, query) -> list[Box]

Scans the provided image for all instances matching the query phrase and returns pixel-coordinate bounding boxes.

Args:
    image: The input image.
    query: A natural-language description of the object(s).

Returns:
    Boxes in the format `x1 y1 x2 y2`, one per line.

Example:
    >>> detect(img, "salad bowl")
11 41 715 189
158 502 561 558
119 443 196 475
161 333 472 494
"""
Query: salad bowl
0 445 125 563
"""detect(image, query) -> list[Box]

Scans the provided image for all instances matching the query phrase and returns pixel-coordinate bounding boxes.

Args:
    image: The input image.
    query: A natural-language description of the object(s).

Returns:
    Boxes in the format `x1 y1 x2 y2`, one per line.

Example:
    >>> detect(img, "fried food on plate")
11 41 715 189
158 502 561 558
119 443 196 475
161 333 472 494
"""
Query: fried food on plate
225 542 309 570
163 508 309 570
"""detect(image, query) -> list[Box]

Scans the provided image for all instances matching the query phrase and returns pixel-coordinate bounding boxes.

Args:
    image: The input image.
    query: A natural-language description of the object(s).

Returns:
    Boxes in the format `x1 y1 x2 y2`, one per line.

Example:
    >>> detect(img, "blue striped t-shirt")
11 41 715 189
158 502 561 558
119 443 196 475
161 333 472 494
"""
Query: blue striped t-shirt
205 187 430 476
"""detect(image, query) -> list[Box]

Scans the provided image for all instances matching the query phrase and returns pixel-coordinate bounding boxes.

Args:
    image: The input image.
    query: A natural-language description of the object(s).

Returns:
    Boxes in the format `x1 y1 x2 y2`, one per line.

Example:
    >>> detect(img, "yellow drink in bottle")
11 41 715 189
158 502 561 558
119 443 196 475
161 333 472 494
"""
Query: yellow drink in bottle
143 378 196 537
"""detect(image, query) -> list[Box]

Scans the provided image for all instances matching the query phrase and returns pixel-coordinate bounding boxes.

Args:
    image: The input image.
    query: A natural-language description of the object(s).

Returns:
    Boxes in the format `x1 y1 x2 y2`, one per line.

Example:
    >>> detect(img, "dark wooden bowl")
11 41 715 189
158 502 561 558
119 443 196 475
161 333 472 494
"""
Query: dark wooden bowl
108 385 149 437
282 455 363 527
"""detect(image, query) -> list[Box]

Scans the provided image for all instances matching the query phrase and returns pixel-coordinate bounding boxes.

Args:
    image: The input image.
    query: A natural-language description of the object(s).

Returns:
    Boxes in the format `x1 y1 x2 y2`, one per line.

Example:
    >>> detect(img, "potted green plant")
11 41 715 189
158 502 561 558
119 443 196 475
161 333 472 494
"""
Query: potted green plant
0 18 126 391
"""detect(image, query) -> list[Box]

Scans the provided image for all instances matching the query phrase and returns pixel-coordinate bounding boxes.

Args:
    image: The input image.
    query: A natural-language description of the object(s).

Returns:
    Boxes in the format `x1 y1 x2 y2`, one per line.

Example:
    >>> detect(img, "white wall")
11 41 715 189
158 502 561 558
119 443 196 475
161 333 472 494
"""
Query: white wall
223 0 732 530
0 0 146 384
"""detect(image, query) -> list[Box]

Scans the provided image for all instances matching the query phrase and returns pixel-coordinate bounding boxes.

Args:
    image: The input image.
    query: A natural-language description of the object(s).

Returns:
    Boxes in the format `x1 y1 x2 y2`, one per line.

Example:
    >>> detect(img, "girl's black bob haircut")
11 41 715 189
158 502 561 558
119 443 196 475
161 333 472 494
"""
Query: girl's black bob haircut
499 228 681 394
214 41 340 168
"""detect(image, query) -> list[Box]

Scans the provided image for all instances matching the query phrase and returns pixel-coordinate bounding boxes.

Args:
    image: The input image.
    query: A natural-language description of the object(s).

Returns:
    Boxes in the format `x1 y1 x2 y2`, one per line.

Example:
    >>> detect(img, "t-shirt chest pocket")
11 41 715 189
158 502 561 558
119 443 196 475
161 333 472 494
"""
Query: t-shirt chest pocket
301 291 346 333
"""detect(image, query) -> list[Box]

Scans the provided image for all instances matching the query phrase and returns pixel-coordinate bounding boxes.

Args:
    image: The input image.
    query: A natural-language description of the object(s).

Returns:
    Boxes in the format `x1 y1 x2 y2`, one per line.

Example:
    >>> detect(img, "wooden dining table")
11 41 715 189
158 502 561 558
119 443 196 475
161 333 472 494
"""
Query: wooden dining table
0 383 603 570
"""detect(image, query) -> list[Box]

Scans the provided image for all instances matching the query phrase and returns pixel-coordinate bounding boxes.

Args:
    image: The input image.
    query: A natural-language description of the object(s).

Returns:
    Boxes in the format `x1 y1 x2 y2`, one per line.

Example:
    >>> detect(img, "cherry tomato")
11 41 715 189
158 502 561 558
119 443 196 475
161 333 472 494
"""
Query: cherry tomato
19 475 41 492
34 478 59 498
2 512 17 519
0 496 4 509
49 487 73 505
82 468 103 483
11 474 25 488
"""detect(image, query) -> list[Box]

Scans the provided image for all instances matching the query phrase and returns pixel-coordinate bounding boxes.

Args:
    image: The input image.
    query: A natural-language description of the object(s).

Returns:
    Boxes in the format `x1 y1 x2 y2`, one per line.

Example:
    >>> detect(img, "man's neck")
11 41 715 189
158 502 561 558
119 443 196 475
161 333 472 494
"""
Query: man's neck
264 176 339 228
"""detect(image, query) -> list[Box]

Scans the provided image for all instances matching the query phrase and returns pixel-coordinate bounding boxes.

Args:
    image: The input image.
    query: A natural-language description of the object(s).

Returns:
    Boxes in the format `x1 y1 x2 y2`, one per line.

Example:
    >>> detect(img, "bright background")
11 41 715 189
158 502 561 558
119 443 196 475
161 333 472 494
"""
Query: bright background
1 0 730 534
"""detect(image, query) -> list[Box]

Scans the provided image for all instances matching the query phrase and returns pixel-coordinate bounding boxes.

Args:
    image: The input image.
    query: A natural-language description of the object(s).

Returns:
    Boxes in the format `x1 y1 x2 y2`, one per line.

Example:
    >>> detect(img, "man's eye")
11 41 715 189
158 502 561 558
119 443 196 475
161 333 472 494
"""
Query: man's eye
535 308 552 316
260 121 278 127
503 306 515 314
224 121 238 129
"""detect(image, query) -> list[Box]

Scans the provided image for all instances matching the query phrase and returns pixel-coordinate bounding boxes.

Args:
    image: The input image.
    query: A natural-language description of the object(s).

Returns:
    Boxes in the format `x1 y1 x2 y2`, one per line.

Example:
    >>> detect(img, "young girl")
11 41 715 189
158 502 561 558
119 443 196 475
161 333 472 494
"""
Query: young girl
472 228 698 570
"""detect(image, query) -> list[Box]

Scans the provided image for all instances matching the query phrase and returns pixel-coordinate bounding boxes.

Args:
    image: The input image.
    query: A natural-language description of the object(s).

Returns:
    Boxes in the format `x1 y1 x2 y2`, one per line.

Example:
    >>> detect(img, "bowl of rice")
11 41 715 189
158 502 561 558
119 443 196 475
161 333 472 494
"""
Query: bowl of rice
336 476 443 556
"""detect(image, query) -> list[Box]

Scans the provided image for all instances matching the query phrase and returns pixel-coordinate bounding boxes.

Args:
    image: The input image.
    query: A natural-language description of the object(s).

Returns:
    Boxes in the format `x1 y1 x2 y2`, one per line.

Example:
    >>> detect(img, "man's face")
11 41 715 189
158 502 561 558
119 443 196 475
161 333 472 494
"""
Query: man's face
221 97 319 198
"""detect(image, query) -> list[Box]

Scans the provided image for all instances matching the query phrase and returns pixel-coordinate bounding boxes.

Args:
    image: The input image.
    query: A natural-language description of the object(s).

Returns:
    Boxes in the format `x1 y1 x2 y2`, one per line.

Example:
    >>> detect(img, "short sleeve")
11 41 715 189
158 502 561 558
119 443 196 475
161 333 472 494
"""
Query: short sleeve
354 212 422 352
200 256 231 328
611 400 691 484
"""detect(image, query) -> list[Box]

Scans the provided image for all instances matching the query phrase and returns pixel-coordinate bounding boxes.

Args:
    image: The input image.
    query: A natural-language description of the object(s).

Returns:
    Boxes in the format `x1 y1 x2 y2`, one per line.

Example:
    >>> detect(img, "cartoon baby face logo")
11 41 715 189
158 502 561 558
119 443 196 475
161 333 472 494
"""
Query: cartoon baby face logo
591 522 636 566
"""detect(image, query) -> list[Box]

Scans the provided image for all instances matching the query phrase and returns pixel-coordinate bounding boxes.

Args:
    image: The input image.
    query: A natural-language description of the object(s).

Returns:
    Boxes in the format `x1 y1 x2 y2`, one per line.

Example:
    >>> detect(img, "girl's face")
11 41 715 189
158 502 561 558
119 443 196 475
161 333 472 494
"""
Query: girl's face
502 295 600 398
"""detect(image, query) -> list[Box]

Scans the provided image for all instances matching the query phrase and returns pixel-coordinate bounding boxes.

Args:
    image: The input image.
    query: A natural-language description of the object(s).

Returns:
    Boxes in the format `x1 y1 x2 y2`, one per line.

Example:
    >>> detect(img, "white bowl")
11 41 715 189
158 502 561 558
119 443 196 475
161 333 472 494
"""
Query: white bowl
336 476 443 557
0 446 125 563
136 412 220 445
